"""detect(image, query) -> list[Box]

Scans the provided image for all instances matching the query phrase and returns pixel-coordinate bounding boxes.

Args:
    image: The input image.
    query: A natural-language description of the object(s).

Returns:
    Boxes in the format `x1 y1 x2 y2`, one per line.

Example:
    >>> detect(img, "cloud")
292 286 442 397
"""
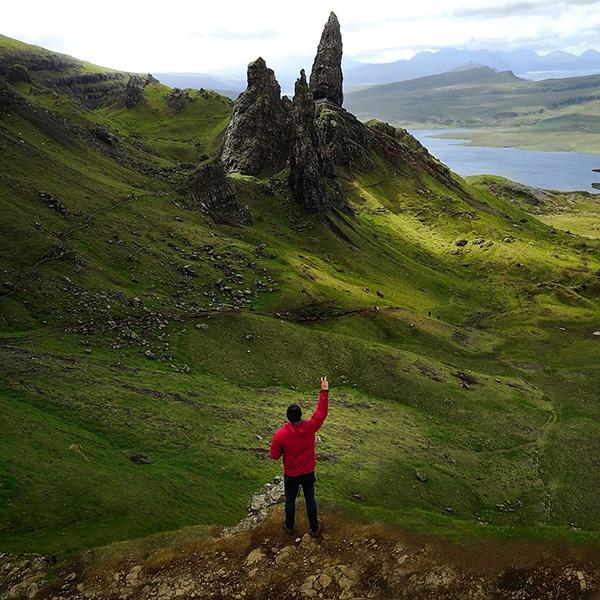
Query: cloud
196 28 279 40
451 1 547 18
2 0 599 74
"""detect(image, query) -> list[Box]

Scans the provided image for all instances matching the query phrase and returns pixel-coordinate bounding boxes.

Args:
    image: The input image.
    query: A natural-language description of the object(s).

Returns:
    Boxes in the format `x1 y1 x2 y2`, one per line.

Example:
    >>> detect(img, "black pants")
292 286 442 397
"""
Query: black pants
284 471 318 532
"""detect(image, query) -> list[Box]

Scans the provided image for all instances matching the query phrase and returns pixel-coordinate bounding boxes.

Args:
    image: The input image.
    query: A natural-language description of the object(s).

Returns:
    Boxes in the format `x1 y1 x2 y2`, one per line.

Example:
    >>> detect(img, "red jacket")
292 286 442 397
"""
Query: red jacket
270 390 329 477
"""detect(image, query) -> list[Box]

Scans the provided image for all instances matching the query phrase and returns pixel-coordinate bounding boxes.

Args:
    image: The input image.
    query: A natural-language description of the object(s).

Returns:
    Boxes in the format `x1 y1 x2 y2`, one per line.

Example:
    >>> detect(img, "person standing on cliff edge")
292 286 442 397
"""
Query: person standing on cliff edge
270 376 329 537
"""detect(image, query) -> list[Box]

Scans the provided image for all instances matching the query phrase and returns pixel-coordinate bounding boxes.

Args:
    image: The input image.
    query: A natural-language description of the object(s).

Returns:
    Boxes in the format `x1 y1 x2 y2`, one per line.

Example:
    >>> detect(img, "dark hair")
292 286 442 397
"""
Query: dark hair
287 403 302 423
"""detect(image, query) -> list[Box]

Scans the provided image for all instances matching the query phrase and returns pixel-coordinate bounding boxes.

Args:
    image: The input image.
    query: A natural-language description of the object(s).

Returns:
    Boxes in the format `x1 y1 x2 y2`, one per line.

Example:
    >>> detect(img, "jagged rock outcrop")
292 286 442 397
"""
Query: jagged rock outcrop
123 76 146 108
309 12 343 107
289 70 329 212
185 159 251 224
4 64 31 84
315 102 373 171
215 12 457 214
165 87 194 111
221 57 291 175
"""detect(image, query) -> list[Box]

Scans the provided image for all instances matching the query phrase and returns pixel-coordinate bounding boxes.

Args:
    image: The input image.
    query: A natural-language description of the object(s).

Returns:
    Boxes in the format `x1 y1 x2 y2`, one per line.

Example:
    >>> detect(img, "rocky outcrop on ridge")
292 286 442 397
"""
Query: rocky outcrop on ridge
216 12 460 216
0 48 134 108
220 57 291 175
165 87 194 112
185 159 251 224
309 12 344 107
123 76 147 108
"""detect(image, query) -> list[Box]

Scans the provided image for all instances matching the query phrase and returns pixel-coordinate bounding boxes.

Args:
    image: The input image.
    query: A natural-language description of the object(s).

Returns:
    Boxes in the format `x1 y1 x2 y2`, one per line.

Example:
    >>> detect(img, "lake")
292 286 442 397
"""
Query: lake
410 129 600 194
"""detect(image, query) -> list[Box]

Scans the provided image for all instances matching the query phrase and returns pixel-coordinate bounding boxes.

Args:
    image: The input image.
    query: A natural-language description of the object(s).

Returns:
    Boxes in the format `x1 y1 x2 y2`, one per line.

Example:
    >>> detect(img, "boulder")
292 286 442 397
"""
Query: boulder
185 159 251 225
165 87 193 112
244 548 265 566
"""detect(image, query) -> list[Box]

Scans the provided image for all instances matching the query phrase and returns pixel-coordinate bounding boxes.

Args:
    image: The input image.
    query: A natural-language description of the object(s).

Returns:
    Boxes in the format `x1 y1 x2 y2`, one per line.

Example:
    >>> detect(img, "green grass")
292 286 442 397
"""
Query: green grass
2 40 600 558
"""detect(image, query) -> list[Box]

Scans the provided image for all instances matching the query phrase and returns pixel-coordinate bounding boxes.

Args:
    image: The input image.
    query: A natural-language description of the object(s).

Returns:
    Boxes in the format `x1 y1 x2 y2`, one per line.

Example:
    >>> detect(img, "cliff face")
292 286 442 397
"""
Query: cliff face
0 47 133 109
220 57 291 175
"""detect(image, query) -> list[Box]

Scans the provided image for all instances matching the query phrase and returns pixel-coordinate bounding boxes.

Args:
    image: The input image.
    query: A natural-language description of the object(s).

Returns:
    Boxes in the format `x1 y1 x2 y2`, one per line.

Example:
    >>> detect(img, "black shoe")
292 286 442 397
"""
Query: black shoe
309 525 321 538
284 524 294 535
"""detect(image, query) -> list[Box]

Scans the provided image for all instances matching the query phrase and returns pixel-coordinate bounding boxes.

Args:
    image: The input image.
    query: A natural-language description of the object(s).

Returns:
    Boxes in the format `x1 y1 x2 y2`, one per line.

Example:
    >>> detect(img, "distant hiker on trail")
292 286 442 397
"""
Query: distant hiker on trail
270 376 329 537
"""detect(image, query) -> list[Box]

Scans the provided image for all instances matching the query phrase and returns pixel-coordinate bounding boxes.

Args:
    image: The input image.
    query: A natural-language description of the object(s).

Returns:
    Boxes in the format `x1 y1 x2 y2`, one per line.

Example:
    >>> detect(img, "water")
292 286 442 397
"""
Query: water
517 69 600 81
410 129 600 193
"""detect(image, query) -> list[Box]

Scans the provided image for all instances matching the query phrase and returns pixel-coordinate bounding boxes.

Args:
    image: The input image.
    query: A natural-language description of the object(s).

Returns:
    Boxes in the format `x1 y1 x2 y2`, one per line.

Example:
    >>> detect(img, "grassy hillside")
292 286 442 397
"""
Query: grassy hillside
345 67 600 153
2 39 600 560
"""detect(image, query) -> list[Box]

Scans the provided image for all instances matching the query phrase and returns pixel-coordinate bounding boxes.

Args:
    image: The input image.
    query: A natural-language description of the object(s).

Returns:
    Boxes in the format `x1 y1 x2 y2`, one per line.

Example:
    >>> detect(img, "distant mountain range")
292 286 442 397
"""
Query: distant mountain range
345 66 600 125
344 47 600 86
153 47 600 96
344 65 600 153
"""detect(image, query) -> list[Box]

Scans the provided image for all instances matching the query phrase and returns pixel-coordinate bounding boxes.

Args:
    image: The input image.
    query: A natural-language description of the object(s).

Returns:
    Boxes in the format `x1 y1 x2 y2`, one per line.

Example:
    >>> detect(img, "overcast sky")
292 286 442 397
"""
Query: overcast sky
3 0 600 75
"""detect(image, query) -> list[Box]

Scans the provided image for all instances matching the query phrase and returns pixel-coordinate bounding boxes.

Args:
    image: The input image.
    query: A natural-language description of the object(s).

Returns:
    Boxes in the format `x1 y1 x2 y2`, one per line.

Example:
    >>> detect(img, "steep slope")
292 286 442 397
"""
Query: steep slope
1 16 600 568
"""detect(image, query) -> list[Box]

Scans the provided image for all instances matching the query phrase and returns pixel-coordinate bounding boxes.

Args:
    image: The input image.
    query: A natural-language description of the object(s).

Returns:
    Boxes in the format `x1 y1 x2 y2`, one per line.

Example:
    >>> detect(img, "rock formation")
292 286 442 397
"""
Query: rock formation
223 476 284 536
215 12 454 214
221 57 291 175
165 87 193 112
309 12 343 107
123 76 146 108
315 102 373 171
186 159 251 224
289 70 328 211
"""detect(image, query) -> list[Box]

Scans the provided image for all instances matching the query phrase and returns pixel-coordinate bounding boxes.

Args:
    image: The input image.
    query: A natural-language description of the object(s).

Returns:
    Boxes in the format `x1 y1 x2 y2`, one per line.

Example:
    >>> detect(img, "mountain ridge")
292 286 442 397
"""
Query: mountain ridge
345 65 600 145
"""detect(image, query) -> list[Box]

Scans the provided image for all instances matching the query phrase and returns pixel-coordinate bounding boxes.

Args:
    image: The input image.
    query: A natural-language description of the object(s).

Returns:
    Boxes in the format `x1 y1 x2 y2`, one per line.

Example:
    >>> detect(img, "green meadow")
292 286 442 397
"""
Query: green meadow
2 35 600 559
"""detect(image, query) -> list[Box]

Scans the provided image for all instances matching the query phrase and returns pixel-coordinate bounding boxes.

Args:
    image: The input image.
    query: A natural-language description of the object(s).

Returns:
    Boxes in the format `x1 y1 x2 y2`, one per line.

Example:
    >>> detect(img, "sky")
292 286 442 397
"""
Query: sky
3 0 600 76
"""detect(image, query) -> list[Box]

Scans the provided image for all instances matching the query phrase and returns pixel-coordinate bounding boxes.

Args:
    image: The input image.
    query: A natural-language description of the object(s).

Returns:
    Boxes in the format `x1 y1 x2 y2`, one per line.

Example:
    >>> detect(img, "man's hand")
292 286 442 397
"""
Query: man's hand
320 376 329 391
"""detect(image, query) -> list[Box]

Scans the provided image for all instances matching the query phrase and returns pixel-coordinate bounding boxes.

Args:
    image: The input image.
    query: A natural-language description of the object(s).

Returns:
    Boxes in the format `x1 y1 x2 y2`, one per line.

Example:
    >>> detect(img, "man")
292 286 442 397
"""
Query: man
270 376 329 537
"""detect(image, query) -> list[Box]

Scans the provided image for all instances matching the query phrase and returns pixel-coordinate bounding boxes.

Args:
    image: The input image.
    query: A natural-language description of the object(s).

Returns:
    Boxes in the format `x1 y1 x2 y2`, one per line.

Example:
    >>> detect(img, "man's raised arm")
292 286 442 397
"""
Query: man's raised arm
270 432 282 460
306 376 329 433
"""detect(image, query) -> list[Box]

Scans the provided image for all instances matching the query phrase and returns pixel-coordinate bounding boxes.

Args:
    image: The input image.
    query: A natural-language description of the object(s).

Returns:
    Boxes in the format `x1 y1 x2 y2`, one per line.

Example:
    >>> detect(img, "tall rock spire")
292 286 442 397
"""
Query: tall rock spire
309 12 343 107
289 69 327 211
221 57 291 175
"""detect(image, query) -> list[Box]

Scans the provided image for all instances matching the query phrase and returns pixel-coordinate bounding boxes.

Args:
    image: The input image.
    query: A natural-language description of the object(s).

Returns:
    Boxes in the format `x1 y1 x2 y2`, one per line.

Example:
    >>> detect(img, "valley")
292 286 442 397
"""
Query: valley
1 13 600 599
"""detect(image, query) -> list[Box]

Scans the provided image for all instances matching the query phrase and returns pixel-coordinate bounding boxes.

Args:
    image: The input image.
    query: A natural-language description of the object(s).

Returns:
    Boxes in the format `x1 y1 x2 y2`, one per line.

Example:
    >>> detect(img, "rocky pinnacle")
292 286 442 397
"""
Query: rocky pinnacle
309 12 343 107
221 57 291 175
290 69 327 211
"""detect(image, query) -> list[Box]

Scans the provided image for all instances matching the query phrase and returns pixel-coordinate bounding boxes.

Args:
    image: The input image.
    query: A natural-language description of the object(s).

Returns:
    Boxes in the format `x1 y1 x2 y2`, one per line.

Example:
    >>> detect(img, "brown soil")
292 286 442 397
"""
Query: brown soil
6 508 600 600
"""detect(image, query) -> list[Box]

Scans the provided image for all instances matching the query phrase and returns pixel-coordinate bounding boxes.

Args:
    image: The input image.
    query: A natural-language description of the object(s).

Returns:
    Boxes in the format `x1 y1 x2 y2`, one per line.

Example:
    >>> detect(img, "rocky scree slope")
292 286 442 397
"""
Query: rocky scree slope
2 479 599 600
